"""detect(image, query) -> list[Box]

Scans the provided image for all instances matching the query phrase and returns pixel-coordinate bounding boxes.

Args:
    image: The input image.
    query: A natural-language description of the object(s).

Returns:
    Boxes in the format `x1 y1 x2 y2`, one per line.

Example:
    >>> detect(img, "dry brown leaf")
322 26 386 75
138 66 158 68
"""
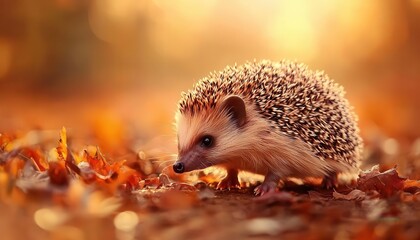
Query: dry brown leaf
357 165 405 197
333 189 366 201
308 190 332 201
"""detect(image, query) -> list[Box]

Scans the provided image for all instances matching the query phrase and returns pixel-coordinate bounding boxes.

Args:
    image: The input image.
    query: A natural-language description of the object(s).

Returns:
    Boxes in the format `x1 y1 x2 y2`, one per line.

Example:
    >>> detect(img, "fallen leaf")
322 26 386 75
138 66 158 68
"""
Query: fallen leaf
140 177 161 189
15 162 49 192
56 127 67 161
48 161 69 186
308 190 332 201
333 189 366 201
158 173 172 186
23 147 49 171
357 166 406 197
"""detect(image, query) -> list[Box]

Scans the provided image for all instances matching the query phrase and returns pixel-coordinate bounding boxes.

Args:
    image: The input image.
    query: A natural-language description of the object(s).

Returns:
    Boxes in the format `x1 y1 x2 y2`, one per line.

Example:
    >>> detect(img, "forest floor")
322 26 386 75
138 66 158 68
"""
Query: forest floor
0 127 419 240
0 90 419 240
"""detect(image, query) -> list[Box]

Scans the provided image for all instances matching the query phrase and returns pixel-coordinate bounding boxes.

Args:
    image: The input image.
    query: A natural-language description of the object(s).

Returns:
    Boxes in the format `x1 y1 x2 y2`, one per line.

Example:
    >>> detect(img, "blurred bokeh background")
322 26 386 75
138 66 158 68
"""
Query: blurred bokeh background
1 0 420 174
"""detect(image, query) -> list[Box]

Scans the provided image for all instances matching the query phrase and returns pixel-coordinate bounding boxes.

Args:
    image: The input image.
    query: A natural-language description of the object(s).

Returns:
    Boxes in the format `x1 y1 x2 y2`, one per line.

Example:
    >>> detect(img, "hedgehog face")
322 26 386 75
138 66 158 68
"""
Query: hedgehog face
173 95 248 173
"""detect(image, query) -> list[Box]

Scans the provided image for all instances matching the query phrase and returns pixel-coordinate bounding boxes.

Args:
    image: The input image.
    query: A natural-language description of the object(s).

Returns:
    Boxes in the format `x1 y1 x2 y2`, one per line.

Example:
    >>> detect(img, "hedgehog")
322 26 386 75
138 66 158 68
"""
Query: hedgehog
172 60 363 195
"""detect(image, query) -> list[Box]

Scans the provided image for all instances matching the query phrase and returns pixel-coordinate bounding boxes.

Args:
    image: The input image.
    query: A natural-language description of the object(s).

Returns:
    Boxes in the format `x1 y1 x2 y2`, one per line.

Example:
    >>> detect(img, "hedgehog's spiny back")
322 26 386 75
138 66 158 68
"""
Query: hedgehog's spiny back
178 60 362 167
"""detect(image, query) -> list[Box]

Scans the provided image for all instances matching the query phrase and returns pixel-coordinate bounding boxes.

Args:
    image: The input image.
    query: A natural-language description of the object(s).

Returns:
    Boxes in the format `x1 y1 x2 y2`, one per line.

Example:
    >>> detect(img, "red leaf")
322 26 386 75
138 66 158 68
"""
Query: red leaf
357 165 406 197
48 161 69 186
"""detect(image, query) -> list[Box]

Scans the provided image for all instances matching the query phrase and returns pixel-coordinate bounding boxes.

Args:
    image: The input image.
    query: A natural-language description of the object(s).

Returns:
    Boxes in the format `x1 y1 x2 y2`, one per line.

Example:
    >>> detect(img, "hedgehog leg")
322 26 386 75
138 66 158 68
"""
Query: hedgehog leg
217 169 240 190
254 172 280 196
321 171 338 189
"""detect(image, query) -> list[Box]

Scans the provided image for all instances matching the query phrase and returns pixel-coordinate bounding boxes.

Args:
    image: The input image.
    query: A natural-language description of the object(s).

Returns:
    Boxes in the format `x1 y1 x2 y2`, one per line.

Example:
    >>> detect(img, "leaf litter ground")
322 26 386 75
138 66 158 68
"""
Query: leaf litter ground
0 128 419 240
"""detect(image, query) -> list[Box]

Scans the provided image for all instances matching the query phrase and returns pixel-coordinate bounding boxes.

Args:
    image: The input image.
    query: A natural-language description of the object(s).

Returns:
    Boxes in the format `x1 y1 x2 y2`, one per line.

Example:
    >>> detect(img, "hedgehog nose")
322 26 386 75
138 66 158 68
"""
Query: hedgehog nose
173 162 185 173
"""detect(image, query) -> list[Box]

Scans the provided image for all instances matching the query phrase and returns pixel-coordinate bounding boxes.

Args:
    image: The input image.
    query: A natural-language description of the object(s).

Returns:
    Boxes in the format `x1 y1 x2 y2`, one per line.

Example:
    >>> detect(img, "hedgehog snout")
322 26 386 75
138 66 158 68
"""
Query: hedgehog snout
173 162 185 173
174 148 214 173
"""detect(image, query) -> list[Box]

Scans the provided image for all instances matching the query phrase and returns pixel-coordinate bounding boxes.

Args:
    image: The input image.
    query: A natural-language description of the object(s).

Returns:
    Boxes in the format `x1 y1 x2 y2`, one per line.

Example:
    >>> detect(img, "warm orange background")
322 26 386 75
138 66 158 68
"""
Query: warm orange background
1 1 419 161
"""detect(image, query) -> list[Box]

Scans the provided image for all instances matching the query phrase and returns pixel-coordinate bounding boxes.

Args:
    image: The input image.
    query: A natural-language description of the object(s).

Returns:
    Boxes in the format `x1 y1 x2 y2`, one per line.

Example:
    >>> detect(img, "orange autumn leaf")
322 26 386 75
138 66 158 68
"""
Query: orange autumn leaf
72 146 142 192
139 177 161 189
125 173 142 190
23 147 49 171
109 159 127 176
56 127 67 161
84 147 112 177
109 165 140 191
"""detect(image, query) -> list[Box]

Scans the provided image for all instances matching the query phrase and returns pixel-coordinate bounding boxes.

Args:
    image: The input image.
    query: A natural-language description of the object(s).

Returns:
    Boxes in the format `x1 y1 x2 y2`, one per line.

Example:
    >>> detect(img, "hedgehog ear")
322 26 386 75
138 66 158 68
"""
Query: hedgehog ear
220 95 247 127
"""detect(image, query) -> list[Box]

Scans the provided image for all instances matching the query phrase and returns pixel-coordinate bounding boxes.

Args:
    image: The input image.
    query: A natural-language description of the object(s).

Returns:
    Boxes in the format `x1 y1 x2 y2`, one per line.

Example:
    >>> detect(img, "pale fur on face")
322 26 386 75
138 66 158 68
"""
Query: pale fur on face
175 99 359 179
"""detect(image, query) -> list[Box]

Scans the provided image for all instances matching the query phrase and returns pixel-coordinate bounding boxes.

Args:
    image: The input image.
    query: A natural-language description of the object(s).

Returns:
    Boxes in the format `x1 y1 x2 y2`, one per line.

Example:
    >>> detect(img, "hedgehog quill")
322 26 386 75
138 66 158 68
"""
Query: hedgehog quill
173 60 363 195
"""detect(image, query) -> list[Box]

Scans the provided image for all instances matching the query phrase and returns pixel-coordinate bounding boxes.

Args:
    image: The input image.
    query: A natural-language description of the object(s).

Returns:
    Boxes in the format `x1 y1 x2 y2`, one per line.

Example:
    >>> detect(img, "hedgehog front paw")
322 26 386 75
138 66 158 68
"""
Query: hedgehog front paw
217 169 240 190
254 182 278 196
254 172 280 196
321 172 338 189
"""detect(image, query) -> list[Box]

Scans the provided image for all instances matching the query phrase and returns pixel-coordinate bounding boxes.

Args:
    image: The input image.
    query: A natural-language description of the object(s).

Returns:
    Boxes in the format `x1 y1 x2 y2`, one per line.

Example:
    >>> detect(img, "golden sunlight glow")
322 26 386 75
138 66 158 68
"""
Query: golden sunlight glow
34 208 68 231
265 1 320 60
114 211 139 232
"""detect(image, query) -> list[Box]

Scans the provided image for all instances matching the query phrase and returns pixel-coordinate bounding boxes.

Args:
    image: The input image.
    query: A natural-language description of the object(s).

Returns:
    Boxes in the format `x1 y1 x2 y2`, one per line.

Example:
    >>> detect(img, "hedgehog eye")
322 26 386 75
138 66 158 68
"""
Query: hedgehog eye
200 135 214 148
